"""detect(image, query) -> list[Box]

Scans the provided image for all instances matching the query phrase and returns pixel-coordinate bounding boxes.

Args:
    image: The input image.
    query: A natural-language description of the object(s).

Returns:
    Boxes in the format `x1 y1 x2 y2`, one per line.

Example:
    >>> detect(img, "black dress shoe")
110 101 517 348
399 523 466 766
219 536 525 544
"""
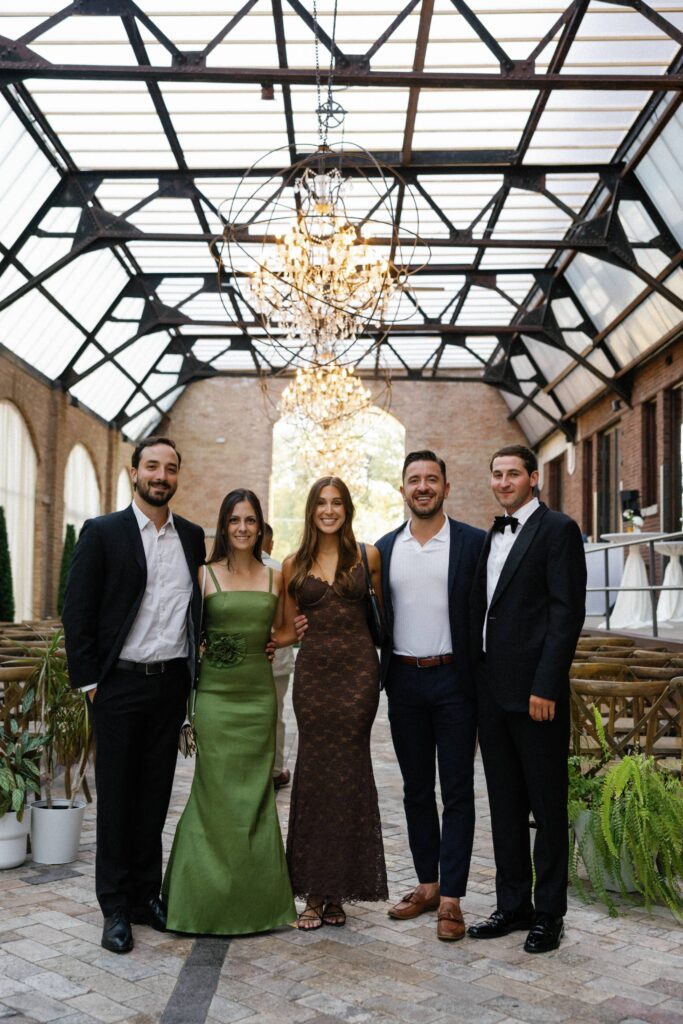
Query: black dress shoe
467 907 534 939
523 913 564 954
130 896 167 932
102 910 133 954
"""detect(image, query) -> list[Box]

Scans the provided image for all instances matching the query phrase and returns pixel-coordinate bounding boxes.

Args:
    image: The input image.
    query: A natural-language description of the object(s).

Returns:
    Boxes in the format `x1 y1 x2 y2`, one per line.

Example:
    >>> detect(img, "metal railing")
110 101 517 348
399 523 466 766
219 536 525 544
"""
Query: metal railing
587 531 683 637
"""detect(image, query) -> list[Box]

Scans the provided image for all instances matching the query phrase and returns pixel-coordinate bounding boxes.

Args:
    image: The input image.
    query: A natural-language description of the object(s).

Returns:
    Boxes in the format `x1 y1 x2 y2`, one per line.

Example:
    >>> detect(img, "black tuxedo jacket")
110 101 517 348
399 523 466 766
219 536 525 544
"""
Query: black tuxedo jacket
376 516 486 690
62 505 205 689
470 502 586 712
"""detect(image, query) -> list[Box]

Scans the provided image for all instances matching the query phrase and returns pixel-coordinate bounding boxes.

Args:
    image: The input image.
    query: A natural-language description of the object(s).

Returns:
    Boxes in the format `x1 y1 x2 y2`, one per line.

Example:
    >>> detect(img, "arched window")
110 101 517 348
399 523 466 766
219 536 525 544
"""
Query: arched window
0 401 38 620
63 444 101 535
270 406 405 560
116 467 132 510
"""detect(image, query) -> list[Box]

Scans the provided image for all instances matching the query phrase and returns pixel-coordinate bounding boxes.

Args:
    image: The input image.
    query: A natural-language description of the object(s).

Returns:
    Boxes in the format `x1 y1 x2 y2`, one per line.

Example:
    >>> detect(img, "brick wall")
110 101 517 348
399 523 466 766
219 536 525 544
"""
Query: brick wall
162 374 526 533
0 351 132 617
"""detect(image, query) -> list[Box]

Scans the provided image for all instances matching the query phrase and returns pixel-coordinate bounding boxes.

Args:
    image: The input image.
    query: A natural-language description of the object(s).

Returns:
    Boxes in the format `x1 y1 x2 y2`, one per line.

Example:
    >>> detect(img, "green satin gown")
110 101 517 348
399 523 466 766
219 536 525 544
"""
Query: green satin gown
163 565 295 935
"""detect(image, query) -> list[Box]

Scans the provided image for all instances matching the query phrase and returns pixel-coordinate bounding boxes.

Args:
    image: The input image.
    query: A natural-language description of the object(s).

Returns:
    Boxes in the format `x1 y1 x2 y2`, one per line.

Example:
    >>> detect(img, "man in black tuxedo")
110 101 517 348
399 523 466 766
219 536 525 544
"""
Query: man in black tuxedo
468 444 586 953
377 451 485 941
63 436 205 954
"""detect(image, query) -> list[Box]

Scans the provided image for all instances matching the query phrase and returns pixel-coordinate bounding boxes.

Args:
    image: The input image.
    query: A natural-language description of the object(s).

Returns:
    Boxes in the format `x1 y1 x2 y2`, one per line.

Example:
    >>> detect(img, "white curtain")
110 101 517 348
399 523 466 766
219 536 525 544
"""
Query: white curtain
63 443 101 536
116 467 132 510
0 400 37 620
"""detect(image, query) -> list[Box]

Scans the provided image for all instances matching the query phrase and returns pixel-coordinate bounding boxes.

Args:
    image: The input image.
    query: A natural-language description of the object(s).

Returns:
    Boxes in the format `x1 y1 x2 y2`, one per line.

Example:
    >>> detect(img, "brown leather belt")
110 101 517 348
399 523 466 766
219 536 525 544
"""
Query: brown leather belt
394 654 454 669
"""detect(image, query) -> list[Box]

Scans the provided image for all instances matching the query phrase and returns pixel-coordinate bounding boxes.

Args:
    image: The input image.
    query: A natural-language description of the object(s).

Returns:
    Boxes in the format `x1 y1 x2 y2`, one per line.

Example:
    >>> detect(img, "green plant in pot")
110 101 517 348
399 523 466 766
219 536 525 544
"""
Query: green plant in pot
28 630 94 864
569 706 683 920
0 678 44 868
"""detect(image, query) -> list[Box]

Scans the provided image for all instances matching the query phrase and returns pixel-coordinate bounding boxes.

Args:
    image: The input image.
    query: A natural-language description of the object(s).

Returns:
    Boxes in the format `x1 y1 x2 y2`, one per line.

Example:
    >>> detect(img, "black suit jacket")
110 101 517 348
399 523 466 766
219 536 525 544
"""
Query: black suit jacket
376 517 486 690
470 502 586 712
62 505 205 689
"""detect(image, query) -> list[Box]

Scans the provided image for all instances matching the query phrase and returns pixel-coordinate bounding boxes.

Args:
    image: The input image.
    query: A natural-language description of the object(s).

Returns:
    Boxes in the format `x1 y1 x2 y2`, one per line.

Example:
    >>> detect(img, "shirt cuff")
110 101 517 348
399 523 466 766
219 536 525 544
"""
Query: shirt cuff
79 683 98 692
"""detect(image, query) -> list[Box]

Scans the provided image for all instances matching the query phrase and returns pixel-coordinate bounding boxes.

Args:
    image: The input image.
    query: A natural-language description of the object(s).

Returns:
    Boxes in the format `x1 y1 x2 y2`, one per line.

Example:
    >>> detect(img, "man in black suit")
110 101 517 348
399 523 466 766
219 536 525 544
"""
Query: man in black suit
468 444 586 953
376 451 485 941
63 436 205 954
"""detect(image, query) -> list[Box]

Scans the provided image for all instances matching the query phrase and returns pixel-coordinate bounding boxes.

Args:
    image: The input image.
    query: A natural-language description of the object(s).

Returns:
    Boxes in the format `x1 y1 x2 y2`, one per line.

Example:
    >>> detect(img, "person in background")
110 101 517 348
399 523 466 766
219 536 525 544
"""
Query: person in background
261 522 295 789
62 437 205 955
468 444 586 954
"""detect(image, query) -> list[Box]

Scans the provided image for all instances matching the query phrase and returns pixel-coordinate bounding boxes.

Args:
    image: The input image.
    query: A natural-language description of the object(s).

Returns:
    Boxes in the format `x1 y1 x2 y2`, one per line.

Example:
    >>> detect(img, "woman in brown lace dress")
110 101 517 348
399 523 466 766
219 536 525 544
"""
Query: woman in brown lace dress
274 477 388 929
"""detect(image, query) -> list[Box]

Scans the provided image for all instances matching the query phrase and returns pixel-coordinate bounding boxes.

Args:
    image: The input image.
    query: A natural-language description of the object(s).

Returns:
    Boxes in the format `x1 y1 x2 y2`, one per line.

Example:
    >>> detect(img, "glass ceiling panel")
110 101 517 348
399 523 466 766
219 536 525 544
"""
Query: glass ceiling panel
69 362 138 422
26 17 141 67
0 96 60 250
636 106 683 248
0 290 85 378
605 268 683 368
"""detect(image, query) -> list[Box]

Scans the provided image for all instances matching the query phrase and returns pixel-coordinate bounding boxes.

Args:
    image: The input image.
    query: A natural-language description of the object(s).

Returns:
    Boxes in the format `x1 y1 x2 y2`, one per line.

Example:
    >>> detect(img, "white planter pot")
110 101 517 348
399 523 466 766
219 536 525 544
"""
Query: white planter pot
0 808 31 869
573 809 638 892
30 799 86 865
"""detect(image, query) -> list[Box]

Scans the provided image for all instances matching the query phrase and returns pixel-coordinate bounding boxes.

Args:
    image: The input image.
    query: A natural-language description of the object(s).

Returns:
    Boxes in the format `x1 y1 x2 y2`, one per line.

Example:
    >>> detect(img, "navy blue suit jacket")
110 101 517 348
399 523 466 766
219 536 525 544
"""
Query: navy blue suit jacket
375 516 486 690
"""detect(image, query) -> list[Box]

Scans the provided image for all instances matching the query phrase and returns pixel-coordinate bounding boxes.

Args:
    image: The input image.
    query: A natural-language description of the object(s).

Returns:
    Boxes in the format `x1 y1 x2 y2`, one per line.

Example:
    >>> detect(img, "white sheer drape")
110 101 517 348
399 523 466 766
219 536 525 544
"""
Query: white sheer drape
63 443 100 535
0 400 37 620
116 467 132 510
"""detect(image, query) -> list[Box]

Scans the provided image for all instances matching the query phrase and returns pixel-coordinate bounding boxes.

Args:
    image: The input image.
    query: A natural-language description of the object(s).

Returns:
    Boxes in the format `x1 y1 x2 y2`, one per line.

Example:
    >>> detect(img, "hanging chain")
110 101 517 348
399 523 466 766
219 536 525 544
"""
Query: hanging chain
313 0 344 149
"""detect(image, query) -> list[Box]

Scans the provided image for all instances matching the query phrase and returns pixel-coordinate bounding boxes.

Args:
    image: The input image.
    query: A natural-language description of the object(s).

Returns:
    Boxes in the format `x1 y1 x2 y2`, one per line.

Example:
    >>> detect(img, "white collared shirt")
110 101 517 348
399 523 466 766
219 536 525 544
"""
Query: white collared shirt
483 496 540 650
389 514 452 657
119 501 193 662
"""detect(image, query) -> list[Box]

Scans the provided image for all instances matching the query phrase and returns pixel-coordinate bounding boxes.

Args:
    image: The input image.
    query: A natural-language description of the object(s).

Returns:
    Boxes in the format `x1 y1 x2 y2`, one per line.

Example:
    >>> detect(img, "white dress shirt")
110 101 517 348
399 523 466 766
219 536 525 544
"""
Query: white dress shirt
119 502 193 662
389 514 452 657
483 496 540 650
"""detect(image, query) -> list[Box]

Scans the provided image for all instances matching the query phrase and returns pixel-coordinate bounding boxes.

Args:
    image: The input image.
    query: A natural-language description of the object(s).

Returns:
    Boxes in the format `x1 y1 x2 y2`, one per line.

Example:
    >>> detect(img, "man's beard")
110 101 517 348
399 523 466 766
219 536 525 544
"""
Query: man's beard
406 493 445 519
136 480 175 507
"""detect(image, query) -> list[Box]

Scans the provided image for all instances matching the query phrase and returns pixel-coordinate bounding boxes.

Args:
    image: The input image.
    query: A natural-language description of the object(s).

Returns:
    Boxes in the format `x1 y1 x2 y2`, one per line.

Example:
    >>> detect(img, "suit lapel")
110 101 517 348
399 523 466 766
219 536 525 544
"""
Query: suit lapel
174 516 198 581
489 504 546 608
447 518 463 595
122 505 146 573
383 522 407 625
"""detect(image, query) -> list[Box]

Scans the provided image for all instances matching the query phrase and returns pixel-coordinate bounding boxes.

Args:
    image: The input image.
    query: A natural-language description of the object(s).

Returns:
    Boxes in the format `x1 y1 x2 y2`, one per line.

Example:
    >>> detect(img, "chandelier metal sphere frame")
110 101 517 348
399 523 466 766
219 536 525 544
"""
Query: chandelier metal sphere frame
213 142 429 369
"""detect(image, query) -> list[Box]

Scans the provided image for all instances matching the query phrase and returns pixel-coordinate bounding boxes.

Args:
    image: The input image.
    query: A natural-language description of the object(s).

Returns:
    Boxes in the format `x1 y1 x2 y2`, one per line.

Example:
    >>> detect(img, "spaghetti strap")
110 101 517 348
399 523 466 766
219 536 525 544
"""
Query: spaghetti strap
207 564 222 593
268 566 273 594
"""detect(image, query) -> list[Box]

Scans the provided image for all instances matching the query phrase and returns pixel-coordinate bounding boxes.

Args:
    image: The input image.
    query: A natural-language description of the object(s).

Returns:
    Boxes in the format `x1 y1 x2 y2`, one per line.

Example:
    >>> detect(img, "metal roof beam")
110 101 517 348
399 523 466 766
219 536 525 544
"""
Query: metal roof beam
1 63 681 90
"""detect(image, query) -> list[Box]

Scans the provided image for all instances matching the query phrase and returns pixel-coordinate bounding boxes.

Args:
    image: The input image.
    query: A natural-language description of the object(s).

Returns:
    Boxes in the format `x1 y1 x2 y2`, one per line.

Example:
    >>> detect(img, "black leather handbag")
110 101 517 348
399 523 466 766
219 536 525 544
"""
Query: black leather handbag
360 543 387 648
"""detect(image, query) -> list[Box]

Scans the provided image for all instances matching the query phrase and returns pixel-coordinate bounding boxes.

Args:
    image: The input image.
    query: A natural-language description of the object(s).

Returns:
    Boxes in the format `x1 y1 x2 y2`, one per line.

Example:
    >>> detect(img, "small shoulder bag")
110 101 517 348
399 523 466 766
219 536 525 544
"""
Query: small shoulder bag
360 543 387 648
178 564 206 758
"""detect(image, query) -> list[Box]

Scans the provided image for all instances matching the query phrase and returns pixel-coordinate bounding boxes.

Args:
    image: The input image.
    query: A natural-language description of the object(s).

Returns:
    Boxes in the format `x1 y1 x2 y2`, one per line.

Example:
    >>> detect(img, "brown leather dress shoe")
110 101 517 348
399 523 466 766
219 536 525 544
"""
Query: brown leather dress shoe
436 903 465 942
387 888 440 920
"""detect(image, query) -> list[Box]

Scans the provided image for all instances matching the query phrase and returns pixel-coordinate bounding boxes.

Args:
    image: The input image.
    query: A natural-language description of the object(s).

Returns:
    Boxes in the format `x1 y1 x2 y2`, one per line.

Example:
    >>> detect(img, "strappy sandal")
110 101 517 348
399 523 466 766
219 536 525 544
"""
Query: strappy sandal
322 902 346 927
297 903 324 931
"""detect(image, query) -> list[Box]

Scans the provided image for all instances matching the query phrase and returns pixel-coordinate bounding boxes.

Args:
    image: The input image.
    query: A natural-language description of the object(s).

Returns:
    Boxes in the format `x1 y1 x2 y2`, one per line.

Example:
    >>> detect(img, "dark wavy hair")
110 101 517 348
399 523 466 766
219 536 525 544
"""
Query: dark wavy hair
288 477 359 599
131 436 181 469
208 489 265 567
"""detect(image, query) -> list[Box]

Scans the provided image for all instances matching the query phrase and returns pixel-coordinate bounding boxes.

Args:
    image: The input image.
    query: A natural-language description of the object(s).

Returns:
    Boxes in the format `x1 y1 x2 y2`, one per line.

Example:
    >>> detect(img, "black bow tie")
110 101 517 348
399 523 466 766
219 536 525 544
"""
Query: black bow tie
493 515 519 534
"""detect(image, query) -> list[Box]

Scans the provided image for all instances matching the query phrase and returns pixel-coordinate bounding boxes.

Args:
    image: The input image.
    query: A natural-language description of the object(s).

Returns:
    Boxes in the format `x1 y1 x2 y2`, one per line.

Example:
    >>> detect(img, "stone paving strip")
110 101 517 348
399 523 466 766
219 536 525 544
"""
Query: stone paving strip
0 697 681 1024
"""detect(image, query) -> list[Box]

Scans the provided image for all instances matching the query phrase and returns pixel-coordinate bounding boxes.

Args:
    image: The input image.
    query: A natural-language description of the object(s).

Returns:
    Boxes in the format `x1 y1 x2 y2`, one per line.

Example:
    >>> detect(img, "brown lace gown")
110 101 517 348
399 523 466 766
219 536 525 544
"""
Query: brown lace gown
286 565 388 903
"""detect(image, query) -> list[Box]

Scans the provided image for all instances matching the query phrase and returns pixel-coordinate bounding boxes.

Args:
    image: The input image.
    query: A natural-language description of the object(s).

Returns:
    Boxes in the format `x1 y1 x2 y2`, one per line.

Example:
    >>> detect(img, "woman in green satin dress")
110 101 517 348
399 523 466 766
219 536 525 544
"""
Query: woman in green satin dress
163 489 296 935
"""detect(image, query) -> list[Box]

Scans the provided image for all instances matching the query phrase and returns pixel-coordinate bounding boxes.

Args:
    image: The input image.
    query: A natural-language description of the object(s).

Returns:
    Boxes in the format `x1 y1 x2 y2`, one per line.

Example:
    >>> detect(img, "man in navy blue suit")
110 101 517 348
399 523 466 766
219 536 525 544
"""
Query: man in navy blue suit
376 450 485 941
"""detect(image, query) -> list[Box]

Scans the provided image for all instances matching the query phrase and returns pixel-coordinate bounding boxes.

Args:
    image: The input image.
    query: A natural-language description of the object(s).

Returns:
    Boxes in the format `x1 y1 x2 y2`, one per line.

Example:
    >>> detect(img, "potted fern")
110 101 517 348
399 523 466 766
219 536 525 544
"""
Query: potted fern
569 707 683 920
28 630 94 864
0 678 44 868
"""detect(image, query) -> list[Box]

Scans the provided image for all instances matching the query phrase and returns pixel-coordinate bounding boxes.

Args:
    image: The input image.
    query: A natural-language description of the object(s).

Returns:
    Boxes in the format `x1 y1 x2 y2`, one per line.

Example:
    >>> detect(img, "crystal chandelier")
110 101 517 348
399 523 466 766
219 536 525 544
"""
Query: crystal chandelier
280 359 372 428
279 360 374 489
248 163 393 352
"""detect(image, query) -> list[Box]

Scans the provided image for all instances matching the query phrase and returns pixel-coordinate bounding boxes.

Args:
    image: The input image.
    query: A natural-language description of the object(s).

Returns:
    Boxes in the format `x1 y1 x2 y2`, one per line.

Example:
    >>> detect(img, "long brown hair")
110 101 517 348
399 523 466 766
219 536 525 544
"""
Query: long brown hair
208 489 265 567
288 477 359 598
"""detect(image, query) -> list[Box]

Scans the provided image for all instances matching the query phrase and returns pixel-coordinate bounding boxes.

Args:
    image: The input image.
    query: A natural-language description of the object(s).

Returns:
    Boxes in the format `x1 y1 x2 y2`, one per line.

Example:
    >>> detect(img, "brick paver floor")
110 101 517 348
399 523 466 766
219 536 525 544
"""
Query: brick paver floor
1 689 681 1024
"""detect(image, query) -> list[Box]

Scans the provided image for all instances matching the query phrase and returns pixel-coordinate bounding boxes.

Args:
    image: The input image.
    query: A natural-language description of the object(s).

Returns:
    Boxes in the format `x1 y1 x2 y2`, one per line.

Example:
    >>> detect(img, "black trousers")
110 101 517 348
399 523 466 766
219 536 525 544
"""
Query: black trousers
476 668 570 918
386 658 477 897
91 663 189 916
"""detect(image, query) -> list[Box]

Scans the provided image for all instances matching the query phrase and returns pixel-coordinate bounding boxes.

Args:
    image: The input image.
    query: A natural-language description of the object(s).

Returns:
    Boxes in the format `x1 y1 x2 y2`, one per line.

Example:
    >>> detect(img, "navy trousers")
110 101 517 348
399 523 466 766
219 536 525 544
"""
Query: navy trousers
386 658 477 897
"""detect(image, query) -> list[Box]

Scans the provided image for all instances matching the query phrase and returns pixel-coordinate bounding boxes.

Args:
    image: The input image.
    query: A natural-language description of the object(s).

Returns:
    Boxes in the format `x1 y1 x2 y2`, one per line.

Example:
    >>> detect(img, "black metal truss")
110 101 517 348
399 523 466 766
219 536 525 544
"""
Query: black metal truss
0 0 681 438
